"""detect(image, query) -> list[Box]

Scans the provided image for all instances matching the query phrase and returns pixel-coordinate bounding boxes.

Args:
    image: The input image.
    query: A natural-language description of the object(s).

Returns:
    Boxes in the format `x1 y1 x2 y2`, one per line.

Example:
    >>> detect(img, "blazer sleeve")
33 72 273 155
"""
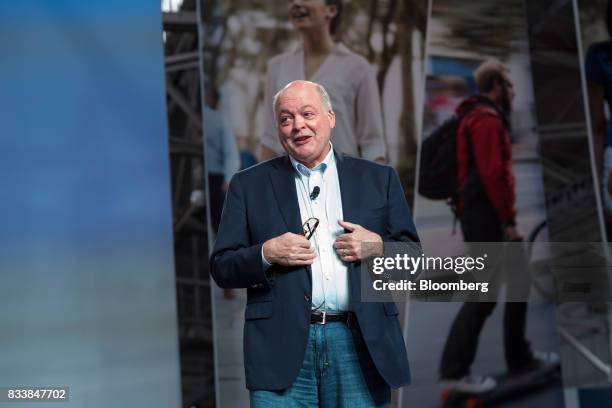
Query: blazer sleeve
209 173 272 289
385 166 420 244
380 167 422 280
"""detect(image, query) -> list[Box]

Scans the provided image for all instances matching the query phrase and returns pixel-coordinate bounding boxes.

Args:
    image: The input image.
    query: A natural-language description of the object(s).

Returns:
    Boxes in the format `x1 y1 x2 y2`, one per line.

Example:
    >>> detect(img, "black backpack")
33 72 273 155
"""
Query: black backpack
417 102 490 201
418 115 464 201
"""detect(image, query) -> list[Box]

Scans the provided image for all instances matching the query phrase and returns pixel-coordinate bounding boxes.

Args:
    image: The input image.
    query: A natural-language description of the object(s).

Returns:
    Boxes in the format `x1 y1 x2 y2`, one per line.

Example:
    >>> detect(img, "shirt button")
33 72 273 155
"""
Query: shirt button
326 275 331 280
304 294 310 301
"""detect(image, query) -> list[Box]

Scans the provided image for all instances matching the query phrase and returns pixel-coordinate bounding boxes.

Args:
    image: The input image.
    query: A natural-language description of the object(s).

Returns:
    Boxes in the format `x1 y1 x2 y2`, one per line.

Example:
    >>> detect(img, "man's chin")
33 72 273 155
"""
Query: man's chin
291 151 313 162
290 149 319 164
290 144 314 155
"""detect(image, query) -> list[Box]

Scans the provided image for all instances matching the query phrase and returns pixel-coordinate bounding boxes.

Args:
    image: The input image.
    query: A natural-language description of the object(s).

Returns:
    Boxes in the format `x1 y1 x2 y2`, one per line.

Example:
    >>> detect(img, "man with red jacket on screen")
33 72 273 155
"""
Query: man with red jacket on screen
439 60 557 394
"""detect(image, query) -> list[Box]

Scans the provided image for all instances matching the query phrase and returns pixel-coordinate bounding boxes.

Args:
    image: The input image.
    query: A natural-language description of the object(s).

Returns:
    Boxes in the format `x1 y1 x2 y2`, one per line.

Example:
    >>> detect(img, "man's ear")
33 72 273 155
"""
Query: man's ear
328 109 336 129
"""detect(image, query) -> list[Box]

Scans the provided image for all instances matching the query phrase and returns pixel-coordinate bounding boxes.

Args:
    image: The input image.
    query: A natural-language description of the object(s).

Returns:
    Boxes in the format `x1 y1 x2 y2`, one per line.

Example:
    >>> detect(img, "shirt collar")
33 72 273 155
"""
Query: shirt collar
290 143 335 177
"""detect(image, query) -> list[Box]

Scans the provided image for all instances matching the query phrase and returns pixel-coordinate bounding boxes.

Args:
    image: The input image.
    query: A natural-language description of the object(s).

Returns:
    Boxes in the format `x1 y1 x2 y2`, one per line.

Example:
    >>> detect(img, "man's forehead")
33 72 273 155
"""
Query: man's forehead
277 89 322 110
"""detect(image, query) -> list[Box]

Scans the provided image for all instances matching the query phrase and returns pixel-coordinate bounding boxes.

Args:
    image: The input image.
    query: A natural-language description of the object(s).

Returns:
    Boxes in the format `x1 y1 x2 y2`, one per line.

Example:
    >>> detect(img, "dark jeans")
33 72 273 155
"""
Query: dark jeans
439 196 533 379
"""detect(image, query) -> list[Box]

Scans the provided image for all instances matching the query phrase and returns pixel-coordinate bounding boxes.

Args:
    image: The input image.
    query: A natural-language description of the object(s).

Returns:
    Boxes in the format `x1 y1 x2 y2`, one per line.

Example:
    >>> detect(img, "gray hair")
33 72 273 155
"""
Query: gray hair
272 80 333 118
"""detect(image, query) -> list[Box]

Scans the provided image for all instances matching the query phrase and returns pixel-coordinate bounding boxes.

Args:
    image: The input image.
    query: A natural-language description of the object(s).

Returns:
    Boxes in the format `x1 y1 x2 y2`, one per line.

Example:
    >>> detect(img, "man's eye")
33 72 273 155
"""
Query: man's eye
280 117 291 124
304 112 314 118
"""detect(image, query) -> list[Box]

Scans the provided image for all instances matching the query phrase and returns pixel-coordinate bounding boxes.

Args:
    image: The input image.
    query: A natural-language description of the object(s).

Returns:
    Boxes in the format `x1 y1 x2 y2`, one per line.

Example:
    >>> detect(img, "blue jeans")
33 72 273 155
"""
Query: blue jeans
250 322 390 408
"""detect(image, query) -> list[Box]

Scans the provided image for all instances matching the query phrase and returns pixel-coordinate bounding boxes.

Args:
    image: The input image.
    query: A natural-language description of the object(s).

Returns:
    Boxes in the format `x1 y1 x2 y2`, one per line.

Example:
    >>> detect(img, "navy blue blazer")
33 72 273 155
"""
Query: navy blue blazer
210 152 420 391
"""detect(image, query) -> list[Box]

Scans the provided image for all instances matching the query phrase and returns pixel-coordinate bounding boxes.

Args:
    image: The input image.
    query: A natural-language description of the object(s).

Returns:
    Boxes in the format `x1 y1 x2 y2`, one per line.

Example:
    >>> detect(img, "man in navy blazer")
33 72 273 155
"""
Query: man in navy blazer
210 80 419 407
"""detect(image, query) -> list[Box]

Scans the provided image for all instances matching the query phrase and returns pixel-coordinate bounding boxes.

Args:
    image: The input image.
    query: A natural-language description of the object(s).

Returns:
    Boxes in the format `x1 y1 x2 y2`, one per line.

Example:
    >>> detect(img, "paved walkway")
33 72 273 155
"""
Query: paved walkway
401 301 564 407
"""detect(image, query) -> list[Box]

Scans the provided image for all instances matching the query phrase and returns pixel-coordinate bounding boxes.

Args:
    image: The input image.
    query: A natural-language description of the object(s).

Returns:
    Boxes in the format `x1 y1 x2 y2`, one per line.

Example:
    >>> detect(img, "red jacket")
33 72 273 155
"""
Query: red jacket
455 96 516 225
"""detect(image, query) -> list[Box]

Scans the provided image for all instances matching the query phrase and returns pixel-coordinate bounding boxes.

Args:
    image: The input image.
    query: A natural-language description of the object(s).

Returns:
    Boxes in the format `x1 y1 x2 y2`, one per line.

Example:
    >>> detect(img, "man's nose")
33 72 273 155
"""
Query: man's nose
293 115 305 130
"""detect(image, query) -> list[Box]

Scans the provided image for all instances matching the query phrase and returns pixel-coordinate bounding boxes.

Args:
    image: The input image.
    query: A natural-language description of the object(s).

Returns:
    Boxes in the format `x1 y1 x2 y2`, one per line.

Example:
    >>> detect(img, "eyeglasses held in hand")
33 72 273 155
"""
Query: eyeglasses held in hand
303 217 319 240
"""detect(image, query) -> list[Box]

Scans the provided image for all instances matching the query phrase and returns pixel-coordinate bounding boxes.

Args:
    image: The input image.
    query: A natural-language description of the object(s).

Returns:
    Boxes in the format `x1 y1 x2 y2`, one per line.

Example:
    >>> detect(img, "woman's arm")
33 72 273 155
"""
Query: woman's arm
354 64 387 162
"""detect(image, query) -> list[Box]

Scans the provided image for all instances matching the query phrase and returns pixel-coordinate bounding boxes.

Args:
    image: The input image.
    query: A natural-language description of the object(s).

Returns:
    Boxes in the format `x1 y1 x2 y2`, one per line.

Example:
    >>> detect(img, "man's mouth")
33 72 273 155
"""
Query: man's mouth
293 135 312 145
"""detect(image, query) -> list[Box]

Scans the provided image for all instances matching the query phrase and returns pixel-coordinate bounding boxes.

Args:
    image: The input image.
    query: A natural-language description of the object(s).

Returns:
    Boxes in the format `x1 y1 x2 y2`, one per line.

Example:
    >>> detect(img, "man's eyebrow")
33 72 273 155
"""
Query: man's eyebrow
278 105 317 116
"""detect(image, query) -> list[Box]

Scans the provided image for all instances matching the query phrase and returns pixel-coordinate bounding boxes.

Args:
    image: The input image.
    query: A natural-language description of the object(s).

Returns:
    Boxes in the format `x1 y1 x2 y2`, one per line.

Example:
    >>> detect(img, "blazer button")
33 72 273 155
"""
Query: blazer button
304 294 310 302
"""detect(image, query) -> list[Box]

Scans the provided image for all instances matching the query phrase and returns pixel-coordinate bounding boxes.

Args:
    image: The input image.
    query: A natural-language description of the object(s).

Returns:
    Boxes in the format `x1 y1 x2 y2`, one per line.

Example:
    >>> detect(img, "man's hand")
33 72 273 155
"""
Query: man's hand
504 225 523 242
263 232 315 266
334 220 383 263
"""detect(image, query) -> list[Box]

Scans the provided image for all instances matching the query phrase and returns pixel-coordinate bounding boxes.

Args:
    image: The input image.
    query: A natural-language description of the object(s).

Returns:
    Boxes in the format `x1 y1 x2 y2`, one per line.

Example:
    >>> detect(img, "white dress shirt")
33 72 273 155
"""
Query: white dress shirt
262 146 350 311
261 43 386 161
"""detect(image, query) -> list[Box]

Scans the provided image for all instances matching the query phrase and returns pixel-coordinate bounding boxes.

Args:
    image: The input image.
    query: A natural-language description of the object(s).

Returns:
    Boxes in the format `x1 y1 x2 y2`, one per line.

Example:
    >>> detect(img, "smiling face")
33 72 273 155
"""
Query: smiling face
287 0 337 33
275 81 335 168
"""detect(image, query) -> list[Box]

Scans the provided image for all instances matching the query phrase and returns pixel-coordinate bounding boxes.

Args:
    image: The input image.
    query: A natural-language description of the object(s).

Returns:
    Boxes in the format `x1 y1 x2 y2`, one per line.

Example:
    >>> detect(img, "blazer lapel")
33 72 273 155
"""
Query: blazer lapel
335 152 364 302
335 151 358 224
269 156 312 289
269 156 303 235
